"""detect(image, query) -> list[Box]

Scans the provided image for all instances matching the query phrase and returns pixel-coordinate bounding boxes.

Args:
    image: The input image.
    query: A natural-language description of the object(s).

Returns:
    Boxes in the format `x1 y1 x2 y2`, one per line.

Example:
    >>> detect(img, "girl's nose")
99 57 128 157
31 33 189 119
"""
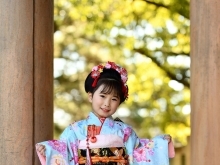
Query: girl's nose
104 103 110 107
104 99 110 107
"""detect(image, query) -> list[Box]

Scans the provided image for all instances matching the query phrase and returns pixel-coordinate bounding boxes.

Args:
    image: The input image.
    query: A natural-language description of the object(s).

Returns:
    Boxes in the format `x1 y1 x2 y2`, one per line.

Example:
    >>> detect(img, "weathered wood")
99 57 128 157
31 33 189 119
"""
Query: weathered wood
34 0 53 164
0 0 34 164
0 0 53 164
191 0 220 164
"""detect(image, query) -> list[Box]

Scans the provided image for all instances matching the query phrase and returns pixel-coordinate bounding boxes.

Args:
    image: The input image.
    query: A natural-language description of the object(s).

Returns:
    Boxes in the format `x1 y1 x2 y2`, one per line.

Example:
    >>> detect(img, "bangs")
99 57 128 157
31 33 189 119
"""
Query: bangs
97 79 122 98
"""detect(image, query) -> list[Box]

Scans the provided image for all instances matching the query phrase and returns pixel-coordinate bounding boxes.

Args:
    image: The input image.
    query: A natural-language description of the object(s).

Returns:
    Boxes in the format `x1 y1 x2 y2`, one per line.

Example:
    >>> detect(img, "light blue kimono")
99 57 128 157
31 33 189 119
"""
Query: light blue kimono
36 112 175 165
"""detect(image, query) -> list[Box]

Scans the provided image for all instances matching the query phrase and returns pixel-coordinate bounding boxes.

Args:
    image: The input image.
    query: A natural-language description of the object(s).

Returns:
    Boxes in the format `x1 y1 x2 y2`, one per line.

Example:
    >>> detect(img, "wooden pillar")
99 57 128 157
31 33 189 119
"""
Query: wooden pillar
0 0 53 164
191 0 220 164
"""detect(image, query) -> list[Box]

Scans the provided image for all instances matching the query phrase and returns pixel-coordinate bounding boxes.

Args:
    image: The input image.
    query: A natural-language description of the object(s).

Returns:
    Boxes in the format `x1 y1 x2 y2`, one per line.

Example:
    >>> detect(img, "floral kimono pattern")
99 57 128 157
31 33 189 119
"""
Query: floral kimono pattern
36 112 175 165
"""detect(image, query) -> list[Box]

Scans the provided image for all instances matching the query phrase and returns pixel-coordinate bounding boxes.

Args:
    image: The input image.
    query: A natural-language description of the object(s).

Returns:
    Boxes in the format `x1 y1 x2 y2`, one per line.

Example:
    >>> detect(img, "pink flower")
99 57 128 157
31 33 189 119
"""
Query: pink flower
124 127 132 135
70 142 78 154
70 142 79 163
48 140 67 156
92 66 98 71
105 63 111 69
121 75 128 83
133 148 147 162
91 71 101 78
123 127 132 142
109 120 114 127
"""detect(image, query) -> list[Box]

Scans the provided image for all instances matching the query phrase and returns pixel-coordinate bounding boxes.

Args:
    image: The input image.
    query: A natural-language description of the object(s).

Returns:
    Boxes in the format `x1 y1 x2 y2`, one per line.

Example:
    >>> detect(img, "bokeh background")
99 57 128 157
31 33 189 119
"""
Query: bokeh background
53 0 190 164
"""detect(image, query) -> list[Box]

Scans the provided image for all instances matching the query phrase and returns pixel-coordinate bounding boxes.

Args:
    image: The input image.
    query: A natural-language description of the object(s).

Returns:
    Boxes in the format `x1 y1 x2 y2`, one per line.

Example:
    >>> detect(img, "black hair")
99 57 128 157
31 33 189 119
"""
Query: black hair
84 68 127 103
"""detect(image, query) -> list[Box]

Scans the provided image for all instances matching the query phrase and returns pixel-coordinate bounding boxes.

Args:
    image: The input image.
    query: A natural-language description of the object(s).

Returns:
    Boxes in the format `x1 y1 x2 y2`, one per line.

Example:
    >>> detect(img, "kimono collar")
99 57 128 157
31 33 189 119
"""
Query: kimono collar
86 112 113 126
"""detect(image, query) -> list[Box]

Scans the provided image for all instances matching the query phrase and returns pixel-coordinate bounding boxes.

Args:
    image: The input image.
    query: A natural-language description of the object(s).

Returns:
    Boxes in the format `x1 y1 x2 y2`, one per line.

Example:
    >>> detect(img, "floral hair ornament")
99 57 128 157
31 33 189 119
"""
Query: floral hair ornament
91 61 128 99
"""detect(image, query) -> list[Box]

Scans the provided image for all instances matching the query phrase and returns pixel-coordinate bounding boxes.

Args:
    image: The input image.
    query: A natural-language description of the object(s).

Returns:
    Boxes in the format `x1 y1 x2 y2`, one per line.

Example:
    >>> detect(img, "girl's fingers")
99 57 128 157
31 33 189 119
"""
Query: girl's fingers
163 134 172 143
36 144 46 156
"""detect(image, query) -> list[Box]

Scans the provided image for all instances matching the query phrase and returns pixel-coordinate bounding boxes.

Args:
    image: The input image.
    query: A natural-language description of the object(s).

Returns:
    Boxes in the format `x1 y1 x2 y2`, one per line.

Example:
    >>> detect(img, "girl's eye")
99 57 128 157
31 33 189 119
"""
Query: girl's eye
100 94 105 98
112 98 118 101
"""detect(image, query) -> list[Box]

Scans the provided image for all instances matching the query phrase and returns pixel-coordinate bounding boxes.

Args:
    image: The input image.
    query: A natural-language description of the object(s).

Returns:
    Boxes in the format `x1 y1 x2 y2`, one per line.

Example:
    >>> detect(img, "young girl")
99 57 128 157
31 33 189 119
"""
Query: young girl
36 61 175 165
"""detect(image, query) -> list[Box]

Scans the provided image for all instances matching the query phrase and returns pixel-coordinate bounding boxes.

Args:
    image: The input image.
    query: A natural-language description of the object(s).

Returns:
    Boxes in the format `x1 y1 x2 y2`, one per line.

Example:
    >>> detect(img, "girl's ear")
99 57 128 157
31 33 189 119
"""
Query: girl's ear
88 92 92 102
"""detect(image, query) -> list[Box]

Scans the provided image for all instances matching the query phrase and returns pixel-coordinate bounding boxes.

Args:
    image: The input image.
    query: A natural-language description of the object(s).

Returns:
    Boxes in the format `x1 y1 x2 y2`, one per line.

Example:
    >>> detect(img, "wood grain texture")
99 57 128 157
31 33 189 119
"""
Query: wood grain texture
0 0 34 164
34 0 54 164
190 0 220 164
0 0 53 164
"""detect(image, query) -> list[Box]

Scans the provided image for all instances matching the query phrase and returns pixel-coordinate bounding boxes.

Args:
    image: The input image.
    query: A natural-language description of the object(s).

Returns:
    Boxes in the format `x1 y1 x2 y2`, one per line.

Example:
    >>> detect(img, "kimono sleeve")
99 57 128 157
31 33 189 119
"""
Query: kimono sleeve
121 125 139 164
132 135 175 165
36 125 79 165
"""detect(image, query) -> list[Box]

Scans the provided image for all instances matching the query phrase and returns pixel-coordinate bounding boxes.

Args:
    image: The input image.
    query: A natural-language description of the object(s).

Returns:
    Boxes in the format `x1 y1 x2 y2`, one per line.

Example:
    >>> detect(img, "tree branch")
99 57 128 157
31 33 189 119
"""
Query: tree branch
134 48 190 88
136 0 189 19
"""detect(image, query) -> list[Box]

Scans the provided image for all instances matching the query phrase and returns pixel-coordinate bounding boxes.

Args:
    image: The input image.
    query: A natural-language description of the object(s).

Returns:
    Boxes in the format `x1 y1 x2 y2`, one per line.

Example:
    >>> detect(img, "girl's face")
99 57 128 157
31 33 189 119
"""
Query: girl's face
88 85 120 118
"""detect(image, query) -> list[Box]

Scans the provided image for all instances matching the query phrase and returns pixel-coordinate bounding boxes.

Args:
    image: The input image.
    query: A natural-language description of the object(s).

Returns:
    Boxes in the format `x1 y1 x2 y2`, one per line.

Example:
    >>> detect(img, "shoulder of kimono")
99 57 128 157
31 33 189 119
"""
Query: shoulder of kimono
113 120 133 129
68 119 87 128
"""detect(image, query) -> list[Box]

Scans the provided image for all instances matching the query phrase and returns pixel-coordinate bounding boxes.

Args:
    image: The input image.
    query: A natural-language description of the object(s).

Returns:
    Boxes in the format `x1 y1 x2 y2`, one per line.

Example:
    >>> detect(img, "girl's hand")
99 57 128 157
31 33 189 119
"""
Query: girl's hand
163 134 172 143
36 144 46 156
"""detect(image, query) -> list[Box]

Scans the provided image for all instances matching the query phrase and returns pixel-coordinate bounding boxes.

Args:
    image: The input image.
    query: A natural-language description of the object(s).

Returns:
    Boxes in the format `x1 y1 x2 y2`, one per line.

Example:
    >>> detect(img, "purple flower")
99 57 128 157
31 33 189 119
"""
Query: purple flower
48 140 67 156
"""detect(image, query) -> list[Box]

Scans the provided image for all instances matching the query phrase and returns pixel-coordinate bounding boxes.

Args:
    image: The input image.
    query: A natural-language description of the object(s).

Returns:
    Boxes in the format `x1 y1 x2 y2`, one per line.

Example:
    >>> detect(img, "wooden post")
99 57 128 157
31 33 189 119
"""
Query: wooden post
191 0 220 164
0 0 53 164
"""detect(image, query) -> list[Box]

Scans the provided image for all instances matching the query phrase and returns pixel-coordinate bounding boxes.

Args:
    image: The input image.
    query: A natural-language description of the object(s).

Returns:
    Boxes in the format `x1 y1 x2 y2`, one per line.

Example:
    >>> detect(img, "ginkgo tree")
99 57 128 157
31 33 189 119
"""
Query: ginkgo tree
53 0 190 146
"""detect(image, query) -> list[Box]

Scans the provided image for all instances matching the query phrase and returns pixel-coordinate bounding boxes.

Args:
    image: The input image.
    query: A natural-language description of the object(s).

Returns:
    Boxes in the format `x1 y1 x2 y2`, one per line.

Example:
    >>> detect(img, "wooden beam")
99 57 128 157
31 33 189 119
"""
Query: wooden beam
190 0 220 164
34 0 53 164
0 0 53 164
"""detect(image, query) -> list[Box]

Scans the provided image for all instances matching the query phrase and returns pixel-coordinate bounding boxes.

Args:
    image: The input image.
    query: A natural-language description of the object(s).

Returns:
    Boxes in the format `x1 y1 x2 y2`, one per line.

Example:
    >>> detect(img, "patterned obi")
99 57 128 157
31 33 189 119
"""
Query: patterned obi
78 125 128 165
78 147 128 165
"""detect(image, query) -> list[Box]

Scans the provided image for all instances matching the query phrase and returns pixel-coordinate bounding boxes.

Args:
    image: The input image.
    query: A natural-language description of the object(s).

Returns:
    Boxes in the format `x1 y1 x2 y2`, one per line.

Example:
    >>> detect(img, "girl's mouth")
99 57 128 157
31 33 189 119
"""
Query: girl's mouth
101 108 110 112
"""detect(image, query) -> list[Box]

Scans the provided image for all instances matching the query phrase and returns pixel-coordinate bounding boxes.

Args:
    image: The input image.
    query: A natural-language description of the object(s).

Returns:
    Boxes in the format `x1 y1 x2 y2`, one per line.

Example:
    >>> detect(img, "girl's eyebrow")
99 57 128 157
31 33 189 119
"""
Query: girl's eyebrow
100 92 119 98
113 95 119 98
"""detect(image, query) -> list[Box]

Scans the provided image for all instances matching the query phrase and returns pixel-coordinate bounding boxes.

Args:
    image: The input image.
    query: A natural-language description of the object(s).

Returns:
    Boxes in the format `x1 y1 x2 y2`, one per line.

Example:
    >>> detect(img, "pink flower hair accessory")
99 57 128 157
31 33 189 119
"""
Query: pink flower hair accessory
91 61 128 99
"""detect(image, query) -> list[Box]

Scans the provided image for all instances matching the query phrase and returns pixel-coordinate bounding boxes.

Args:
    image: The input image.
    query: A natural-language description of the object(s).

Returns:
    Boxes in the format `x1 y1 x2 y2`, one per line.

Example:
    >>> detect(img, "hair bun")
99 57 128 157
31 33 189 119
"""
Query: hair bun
84 61 128 100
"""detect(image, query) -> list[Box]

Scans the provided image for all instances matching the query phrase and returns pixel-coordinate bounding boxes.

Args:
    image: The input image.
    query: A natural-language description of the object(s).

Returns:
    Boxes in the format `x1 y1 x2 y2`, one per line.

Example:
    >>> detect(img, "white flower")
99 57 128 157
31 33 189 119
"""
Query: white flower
50 154 67 165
